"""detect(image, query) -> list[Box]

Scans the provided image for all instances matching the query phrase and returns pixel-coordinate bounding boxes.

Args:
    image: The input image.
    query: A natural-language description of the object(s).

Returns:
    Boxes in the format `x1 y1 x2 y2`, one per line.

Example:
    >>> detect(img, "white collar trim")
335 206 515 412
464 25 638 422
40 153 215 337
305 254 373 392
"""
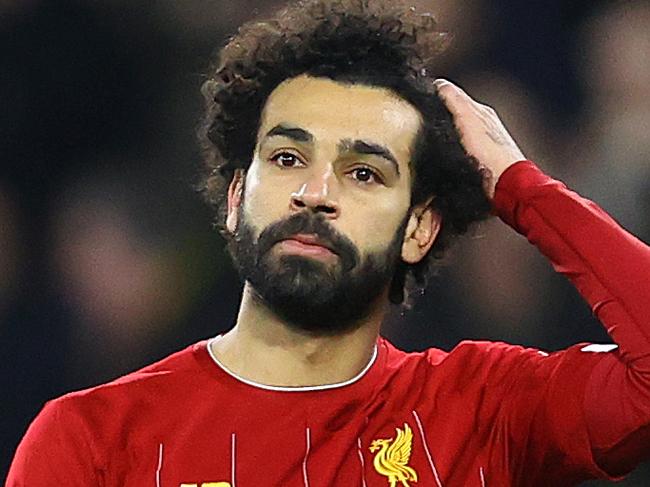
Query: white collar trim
206 335 378 392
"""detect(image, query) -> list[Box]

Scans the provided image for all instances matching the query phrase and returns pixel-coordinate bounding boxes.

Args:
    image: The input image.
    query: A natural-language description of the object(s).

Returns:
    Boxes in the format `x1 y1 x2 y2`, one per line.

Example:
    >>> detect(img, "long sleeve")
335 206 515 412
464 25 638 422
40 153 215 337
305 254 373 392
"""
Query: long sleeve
492 160 650 478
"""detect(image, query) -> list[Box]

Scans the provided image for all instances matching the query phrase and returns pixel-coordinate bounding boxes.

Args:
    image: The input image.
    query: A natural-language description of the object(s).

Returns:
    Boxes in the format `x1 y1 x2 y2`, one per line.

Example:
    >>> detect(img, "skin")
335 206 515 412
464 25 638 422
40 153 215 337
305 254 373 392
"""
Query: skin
211 75 526 387
433 79 526 198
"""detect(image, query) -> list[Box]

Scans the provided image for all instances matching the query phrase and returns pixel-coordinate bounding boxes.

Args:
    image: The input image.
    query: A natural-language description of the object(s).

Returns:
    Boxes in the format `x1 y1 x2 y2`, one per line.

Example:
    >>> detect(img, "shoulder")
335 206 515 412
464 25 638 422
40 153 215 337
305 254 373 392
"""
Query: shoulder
9 343 211 479
49 340 211 420
445 339 551 367
379 337 566 387
426 339 615 395
381 337 546 368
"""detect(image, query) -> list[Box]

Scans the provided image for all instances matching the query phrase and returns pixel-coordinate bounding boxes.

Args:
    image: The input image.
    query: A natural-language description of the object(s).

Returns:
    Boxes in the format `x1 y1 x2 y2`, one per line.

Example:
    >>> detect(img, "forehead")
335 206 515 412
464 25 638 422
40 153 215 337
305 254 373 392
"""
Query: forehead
258 75 423 159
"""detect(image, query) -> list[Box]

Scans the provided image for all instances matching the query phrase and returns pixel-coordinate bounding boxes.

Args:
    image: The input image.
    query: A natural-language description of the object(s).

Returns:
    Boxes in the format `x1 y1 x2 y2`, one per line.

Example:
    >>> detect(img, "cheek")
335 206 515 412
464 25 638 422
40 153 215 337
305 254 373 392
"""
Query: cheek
242 161 290 231
345 195 410 252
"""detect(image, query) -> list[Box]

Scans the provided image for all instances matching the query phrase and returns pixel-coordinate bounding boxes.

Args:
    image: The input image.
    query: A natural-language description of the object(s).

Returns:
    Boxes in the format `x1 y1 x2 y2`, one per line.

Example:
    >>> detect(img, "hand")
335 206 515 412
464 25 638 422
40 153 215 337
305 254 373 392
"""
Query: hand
434 78 526 199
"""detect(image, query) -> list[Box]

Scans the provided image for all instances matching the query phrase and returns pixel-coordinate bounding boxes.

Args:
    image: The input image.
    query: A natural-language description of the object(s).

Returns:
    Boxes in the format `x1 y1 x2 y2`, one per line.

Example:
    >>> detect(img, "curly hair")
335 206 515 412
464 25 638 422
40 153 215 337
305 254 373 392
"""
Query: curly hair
198 0 492 307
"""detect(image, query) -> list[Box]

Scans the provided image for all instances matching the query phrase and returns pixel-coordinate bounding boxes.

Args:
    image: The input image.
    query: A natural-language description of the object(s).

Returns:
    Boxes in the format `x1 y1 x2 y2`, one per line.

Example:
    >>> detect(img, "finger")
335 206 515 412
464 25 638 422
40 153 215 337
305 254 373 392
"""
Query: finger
434 79 478 121
433 78 470 100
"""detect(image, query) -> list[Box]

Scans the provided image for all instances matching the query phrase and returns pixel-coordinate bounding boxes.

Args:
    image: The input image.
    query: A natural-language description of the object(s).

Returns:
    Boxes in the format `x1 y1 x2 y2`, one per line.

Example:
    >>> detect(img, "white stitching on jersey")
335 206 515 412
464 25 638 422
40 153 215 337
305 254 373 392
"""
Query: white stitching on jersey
357 437 368 487
412 410 443 487
231 433 237 487
480 466 486 487
156 443 163 487
303 427 311 487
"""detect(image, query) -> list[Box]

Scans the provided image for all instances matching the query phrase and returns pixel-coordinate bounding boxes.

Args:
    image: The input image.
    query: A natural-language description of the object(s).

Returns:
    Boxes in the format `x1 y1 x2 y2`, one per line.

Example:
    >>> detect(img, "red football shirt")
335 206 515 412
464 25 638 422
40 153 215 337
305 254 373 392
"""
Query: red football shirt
7 161 650 486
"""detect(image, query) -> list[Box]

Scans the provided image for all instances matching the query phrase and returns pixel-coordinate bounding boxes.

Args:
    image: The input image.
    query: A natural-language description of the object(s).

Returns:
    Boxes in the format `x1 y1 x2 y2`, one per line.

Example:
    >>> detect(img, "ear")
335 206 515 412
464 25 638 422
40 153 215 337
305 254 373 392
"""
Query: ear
401 197 441 264
226 169 245 234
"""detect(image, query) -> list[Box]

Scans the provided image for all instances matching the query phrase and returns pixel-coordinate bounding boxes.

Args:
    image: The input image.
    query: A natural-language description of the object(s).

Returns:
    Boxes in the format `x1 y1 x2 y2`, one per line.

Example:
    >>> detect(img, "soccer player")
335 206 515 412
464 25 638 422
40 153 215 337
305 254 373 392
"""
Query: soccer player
7 1 650 486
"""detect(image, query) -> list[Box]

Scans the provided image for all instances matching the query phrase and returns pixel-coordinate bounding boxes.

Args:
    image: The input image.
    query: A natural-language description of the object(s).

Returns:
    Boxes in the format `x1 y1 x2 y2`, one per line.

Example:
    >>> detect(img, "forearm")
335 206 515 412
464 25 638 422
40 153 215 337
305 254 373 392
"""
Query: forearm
493 160 650 366
493 160 650 468
433 79 650 474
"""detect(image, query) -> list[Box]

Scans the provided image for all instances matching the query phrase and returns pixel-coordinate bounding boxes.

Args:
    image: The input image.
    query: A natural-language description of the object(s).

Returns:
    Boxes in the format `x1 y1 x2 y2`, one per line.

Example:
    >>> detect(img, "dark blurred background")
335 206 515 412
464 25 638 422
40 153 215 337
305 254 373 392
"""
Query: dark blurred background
1 0 649 483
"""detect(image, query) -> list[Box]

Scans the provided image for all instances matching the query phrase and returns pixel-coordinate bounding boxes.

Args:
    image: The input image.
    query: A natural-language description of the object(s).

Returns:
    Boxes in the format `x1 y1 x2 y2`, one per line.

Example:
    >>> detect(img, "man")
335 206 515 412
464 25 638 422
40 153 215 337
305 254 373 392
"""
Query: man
7 0 650 485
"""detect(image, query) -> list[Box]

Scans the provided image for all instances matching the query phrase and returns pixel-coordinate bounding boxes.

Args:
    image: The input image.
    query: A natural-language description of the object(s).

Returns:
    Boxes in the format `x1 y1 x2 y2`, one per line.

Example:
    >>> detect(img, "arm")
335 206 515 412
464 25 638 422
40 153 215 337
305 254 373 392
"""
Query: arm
493 160 650 476
436 79 650 477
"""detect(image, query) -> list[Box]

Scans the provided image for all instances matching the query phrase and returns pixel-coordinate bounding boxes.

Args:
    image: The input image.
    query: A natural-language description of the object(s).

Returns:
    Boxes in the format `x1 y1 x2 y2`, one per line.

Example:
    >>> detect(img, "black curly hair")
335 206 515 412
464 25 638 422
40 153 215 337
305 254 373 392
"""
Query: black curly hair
198 0 492 307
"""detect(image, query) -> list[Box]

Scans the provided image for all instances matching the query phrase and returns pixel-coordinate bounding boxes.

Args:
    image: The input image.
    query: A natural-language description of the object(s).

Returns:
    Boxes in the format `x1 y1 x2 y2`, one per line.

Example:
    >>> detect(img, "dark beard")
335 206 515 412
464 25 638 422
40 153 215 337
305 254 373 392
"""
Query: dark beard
228 209 408 336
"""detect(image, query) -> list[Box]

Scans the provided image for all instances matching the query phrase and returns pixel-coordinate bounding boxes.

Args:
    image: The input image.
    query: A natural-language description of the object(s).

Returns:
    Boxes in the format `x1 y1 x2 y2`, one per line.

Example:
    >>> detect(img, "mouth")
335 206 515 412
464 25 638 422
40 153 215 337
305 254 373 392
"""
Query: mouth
276 233 337 259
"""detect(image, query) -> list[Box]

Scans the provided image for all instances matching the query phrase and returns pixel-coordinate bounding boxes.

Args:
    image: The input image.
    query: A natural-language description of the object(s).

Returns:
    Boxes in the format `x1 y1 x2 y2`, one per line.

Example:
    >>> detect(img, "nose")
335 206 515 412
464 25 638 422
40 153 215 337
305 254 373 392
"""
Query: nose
290 167 340 218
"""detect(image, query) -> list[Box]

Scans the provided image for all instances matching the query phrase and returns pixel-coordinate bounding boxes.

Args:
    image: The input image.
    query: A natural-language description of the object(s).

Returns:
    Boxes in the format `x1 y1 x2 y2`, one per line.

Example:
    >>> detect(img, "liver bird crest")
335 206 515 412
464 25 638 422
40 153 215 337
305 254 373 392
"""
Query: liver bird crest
369 423 418 486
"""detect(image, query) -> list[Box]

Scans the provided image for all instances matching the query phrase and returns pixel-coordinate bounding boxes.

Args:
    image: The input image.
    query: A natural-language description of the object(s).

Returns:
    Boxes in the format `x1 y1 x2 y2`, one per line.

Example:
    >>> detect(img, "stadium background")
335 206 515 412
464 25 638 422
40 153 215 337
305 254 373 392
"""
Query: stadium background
1 0 649 483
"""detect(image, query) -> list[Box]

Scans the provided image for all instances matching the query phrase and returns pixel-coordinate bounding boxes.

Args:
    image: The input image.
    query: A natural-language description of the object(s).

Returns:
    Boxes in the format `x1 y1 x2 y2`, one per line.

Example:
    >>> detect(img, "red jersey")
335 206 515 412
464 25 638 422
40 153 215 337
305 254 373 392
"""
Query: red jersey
7 161 650 486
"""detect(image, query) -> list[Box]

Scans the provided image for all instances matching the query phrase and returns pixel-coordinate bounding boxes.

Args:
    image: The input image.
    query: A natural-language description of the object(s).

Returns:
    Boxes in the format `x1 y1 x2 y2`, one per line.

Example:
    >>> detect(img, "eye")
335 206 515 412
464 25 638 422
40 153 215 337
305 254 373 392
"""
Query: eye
349 166 383 185
270 151 304 168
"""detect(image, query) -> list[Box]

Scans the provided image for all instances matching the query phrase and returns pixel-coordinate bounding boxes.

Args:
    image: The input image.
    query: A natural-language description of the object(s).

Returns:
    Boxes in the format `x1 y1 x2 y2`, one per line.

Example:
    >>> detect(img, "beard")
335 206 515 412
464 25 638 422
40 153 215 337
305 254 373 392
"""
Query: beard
228 207 408 336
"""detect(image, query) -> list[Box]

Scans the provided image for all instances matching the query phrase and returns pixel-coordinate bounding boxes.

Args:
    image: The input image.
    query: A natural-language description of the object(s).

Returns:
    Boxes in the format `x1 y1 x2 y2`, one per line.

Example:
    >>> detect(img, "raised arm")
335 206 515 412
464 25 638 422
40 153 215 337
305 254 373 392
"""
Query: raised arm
436 79 650 479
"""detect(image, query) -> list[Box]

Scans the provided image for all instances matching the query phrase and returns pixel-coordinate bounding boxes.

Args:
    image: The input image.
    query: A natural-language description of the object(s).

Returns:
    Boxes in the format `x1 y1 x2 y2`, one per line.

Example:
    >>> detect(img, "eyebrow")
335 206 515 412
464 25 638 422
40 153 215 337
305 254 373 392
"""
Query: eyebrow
340 139 401 176
264 124 401 177
265 124 313 143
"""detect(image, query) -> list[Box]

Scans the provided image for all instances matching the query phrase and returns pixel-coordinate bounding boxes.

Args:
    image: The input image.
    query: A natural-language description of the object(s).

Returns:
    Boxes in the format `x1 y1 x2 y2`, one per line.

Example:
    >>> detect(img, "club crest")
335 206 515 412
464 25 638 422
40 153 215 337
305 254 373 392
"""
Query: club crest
369 423 418 486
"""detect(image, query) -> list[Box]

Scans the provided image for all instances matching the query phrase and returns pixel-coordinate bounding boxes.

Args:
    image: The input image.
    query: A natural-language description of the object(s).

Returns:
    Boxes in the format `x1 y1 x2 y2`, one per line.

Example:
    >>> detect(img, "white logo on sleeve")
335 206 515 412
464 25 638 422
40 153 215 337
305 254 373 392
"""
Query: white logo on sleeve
580 344 618 353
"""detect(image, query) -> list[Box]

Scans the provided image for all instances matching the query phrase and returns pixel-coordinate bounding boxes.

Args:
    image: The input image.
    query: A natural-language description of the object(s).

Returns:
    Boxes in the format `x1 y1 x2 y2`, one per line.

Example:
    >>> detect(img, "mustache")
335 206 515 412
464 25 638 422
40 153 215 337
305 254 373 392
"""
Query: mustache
256 211 359 271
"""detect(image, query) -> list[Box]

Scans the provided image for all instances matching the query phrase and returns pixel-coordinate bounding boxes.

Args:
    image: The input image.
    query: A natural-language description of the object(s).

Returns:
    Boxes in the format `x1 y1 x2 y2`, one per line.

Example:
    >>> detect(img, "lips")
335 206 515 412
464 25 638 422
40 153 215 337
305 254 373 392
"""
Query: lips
277 233 338 257
286 234 335 252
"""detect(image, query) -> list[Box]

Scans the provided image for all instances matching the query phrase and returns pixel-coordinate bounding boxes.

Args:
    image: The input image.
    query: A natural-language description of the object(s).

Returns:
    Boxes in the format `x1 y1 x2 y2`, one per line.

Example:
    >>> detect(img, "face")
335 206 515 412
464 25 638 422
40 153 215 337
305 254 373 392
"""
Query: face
227 75 438 334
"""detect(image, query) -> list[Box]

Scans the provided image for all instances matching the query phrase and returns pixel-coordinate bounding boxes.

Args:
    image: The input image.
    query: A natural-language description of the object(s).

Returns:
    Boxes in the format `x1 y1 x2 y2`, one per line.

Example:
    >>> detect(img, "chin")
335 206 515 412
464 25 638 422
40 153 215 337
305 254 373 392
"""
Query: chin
249 257 381 335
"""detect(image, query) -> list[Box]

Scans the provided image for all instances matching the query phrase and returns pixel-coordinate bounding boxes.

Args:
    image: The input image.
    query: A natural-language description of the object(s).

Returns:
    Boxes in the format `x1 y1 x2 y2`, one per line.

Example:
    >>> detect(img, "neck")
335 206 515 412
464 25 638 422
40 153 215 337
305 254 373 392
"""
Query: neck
210 282 387 387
